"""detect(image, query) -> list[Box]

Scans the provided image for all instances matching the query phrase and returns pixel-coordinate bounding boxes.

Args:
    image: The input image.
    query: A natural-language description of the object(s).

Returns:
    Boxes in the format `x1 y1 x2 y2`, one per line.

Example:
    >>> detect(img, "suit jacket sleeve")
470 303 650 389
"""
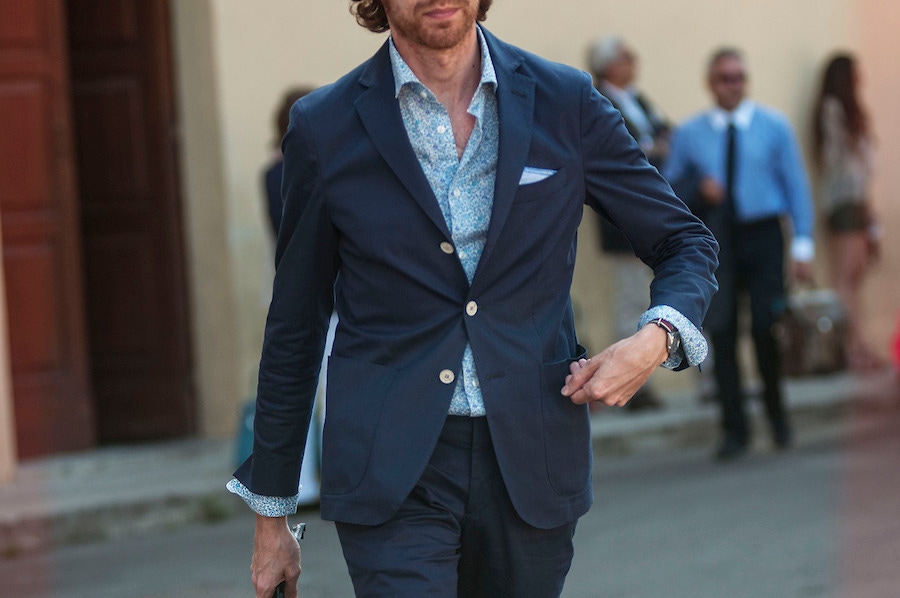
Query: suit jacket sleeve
579 75 719 333
234 100 340 497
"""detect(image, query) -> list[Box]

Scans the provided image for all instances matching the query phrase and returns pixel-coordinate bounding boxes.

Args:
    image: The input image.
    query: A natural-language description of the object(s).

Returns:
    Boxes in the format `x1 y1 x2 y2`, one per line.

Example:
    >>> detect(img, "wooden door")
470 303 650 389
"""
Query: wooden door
0 0 95 457
67 0 194 441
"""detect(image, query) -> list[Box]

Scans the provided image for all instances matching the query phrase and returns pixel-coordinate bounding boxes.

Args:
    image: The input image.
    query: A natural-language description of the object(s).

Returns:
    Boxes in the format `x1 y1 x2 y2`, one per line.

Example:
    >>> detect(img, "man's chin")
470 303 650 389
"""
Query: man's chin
417 24 473 51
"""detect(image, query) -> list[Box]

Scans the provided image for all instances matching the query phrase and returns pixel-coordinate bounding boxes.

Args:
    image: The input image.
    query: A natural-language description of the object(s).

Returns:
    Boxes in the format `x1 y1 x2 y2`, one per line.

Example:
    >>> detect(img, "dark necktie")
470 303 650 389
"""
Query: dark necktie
725 123 738 213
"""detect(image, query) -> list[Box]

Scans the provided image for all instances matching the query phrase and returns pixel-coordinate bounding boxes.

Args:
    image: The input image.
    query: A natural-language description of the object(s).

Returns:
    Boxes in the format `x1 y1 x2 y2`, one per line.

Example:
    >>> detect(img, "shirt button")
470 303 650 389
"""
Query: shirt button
453 189 461 198
420 91 427 99
440 241 454 255
437 125 447 134
439 369 455 384
466 301 478 316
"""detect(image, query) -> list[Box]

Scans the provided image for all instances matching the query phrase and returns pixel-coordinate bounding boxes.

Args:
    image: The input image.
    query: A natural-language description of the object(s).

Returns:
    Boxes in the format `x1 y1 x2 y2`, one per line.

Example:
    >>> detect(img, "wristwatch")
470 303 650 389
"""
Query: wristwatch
650 318 681 359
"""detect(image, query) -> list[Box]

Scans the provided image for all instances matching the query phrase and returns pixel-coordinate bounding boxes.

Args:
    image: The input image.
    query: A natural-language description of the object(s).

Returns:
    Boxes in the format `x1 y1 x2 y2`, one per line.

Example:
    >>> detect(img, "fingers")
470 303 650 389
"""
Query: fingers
563 362 625 407
567 381 630 407
251 516 302 598
286 568 302 598
250 556 279 598
252 570 282 598
253 567 302 598
253 575 278 598
561 358 594 397
569 357 588 374
562 338 658 406
274 564 303 598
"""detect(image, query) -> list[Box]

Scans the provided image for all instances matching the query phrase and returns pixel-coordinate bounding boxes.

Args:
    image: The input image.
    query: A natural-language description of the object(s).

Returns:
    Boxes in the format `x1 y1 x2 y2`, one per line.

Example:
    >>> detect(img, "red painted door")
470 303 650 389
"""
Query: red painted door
0 0 95 457
67 0 195 442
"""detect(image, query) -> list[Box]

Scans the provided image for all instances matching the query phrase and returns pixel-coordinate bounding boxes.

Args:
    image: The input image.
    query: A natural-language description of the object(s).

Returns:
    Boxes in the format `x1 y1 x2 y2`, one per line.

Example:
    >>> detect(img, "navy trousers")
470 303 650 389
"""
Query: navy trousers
705 217 790 445
335 416 577 597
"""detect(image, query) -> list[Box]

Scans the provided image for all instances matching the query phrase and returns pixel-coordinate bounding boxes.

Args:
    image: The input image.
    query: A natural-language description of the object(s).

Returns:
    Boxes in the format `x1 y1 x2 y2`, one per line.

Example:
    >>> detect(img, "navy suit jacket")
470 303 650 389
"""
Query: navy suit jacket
235 29 718 529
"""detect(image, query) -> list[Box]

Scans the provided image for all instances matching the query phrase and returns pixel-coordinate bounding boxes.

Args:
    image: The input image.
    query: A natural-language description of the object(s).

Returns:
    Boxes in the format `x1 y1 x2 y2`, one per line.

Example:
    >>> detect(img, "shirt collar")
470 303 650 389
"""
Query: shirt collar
709 99 755 131
389 25 498 98
598 80 635 101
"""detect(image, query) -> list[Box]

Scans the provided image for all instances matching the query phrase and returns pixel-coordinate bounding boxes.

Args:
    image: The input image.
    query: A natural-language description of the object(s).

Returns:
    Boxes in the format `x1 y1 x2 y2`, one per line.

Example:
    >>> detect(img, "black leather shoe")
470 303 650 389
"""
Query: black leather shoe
773 421 793 450
715 438 748 461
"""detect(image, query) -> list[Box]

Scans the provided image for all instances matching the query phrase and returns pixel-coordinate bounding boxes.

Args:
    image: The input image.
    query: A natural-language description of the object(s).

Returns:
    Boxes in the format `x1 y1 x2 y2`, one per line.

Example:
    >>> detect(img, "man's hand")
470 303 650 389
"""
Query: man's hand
698 176 725 206
252 515 302 598
866 234 881 264
561 324 669 407
790 259 815 285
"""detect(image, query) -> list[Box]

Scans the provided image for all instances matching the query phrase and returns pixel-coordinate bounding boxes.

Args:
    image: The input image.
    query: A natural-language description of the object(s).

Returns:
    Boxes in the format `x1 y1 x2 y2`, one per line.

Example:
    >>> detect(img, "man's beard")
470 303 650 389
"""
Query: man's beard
386 1 478 51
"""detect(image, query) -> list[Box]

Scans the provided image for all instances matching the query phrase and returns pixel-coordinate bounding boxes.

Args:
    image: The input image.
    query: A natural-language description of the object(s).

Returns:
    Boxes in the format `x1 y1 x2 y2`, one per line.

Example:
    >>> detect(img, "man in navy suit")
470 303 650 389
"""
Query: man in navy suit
229 1 718 596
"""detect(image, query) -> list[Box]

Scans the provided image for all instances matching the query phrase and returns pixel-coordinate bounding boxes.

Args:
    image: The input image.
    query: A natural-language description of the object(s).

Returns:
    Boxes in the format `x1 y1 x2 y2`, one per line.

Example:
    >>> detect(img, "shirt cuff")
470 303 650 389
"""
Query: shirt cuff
226 478 299 517
790 236 815 262
638 305 708 369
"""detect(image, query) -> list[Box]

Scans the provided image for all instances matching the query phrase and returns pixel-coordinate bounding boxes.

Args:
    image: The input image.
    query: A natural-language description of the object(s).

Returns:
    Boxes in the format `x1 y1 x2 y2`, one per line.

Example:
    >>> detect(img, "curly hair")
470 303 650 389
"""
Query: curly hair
349 0 493 33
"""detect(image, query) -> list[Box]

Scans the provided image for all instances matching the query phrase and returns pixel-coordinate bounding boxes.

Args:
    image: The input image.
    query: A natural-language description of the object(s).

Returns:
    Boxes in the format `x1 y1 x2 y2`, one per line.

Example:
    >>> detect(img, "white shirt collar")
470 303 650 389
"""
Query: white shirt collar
709 99 755 131
598 80 633 102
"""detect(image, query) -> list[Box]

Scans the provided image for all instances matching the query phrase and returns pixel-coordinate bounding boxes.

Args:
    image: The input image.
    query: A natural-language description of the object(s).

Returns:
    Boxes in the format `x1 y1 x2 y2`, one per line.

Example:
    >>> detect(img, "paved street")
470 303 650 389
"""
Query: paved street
1 385 898 598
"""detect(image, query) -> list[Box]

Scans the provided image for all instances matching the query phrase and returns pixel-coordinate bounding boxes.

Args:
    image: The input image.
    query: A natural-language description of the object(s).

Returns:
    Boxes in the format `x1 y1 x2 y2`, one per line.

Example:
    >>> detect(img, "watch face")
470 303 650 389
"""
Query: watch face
669 333 681 356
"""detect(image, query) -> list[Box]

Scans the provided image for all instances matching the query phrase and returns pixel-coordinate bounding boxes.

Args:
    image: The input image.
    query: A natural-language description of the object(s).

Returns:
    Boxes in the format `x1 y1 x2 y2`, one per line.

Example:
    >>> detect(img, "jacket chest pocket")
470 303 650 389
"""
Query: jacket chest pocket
512 168 569 205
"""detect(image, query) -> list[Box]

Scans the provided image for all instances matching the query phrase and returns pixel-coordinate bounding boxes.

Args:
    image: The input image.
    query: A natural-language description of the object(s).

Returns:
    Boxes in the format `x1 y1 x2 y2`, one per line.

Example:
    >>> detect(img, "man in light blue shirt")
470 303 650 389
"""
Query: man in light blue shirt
665 47 815 461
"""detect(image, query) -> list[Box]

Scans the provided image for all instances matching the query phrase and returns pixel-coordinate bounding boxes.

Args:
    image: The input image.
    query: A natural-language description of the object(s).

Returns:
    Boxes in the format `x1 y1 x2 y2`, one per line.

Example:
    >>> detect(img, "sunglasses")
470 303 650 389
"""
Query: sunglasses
712 72 747 84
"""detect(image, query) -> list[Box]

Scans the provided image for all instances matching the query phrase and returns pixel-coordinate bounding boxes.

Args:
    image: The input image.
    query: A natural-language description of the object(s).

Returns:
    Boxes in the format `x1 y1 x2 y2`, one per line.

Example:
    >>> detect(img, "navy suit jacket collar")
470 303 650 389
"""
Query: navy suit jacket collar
353 27 536 284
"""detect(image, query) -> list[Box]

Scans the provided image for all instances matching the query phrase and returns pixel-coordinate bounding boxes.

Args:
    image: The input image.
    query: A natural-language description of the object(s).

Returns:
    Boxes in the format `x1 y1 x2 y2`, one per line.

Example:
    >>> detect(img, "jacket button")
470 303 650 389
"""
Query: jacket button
439 369 455 384
465 301 478 316
440 241 454 255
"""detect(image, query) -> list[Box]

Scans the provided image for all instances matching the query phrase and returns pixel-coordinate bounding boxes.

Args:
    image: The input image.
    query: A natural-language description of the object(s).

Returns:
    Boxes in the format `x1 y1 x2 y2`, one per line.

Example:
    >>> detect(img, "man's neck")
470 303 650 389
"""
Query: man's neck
392 25 481 110
711 99 754 130
603 77 631 91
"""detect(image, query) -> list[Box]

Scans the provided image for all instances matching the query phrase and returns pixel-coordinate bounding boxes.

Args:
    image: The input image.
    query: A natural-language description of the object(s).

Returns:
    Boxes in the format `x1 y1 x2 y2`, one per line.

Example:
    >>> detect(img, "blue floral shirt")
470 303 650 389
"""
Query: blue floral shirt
390 29 498 417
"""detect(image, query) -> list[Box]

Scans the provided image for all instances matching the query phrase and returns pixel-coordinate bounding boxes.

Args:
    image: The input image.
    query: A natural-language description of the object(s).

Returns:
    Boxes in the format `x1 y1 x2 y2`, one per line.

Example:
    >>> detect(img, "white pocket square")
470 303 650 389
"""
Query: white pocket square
518 166 557 185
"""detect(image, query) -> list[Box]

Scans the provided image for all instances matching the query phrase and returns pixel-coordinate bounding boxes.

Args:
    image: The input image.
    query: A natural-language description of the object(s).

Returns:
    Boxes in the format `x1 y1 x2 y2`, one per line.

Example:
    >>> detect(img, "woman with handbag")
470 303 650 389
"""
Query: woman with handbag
812 53 884 373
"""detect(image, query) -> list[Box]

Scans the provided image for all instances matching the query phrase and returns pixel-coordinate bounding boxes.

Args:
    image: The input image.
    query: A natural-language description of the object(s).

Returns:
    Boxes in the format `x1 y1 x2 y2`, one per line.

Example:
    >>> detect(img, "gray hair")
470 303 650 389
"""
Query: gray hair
707 47 744 72
589 35 624 77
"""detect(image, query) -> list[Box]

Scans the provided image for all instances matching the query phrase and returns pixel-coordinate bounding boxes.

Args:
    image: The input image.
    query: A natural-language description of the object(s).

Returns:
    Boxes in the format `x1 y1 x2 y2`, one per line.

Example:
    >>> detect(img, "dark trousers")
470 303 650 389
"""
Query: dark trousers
704 217 790 444
335 416 577 598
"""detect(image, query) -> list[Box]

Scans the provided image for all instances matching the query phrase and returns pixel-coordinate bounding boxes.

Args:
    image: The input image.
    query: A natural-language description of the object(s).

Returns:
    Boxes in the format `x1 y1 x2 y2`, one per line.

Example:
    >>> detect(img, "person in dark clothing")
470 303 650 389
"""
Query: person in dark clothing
589 35 671 411
263 87 315 236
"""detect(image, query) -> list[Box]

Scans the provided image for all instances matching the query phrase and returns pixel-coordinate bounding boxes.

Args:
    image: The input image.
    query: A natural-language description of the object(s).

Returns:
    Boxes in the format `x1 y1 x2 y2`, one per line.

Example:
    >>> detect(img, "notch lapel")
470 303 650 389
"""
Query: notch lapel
473 33 535 282
354 43 452 239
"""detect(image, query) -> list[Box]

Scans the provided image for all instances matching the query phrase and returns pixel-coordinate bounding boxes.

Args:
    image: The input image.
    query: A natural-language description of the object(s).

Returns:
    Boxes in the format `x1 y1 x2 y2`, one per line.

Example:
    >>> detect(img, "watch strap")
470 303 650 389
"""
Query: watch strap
650 317 680 358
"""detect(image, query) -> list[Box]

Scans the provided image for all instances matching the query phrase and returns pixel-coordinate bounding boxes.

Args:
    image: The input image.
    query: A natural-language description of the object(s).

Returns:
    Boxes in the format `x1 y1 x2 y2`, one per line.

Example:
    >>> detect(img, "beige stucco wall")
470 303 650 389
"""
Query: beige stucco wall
170 0 897 437
857 0 900 359
170 0 242 437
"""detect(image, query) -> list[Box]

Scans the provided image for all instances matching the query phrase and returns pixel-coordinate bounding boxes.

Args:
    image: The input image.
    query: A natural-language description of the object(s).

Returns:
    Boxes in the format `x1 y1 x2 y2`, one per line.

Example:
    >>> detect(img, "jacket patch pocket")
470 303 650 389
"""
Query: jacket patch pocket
321 355 397 495
540 347 591 497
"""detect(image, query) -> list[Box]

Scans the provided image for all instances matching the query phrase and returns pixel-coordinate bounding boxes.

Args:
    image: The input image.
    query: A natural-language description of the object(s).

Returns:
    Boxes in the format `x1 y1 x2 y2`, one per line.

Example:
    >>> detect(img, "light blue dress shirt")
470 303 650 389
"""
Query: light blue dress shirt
664 100 815 261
